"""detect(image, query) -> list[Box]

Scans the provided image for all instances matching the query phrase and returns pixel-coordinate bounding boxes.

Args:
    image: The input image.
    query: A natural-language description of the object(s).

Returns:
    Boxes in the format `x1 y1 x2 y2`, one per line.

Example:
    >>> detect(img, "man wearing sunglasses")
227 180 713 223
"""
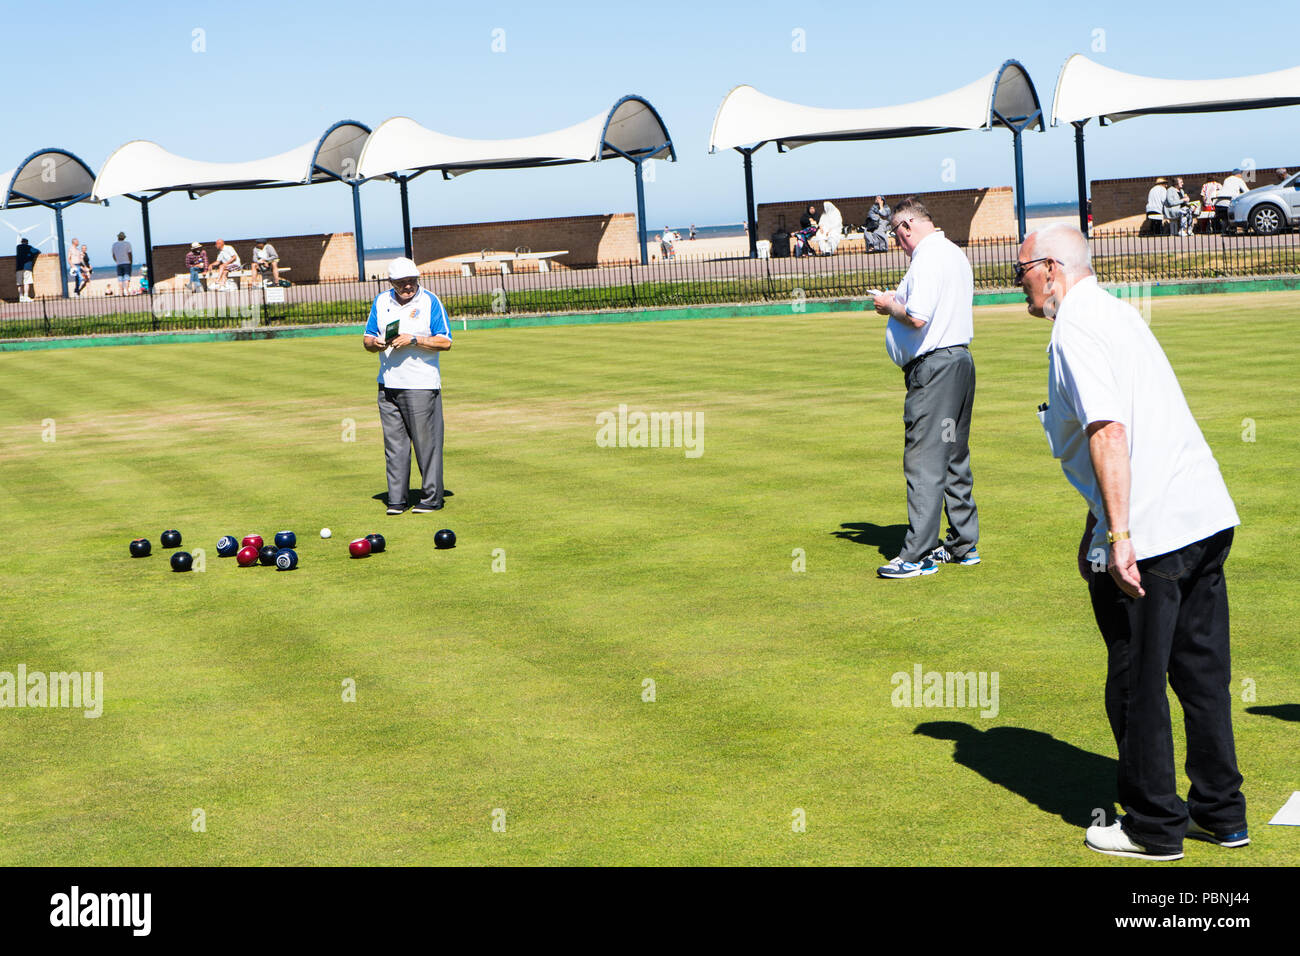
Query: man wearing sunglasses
1017 223 1245 862
363 257 454 515
870 198 980 579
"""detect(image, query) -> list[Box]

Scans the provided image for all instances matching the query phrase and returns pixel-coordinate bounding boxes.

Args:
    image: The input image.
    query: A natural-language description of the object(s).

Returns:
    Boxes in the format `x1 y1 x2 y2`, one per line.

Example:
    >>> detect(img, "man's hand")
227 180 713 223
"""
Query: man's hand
390 333 416 348
1108 537 1145 598
363 334 386 353
872 291 896 316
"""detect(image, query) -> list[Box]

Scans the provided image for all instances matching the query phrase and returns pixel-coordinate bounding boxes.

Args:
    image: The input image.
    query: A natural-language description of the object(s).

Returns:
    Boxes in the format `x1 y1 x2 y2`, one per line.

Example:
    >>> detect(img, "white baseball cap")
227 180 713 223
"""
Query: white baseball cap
388 257 420 280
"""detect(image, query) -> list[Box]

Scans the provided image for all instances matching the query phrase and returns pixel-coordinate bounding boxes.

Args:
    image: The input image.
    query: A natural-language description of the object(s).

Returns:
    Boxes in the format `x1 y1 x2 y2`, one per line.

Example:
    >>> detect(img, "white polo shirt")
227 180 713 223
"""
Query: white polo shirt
886 229 974 368
1220 175 1248 199
1038 276 1238 560
364 286 451 389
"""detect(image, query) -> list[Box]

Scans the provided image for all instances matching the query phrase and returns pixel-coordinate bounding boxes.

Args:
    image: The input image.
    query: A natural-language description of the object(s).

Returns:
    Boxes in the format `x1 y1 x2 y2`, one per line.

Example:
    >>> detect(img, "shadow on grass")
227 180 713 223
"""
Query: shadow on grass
1246 704 1300 722
914 721 1116 828
831 522 907 559
370 488 455 506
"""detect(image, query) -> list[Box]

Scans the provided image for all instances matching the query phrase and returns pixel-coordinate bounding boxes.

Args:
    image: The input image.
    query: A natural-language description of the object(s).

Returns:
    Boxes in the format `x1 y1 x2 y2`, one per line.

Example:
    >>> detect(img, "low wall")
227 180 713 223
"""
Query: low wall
413 213 641 270
758 186 1017 244
0 253 64 301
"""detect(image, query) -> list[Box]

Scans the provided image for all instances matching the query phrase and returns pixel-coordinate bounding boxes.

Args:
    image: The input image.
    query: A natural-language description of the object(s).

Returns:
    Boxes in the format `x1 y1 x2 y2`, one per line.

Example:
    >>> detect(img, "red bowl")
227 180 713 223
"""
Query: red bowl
236 545 260 567
349 538 372 558
241 534 264 550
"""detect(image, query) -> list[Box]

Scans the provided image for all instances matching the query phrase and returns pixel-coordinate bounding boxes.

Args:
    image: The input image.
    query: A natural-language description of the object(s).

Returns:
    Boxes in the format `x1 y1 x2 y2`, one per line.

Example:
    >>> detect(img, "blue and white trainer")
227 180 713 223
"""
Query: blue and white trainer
930 545 981 566
877 556 939 579
1187 821 1250 848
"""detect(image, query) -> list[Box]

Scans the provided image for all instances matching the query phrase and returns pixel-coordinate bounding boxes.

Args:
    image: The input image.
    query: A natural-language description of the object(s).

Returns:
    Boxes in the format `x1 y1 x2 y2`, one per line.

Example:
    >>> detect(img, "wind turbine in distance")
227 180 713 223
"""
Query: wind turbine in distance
1 215 57 249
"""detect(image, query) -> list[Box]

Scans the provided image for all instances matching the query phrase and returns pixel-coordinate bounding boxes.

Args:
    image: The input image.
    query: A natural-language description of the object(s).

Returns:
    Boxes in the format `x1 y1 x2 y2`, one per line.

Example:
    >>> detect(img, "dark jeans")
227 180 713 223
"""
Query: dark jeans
1087 527 1245 852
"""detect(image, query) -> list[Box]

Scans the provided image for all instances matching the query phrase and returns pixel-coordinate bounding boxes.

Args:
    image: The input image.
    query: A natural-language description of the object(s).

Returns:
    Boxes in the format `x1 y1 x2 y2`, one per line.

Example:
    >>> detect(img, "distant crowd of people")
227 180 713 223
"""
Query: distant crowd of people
1145 166 1289 235
186 238 284 291
11 234 287 300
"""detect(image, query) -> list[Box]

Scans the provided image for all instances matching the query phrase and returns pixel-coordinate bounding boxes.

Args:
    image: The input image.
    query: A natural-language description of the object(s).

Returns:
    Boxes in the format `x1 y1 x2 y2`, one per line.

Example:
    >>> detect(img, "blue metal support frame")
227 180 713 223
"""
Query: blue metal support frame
992 105 1042 242
350 182 366 280
603 138 672 266
2 148 99 298
7 191 92 298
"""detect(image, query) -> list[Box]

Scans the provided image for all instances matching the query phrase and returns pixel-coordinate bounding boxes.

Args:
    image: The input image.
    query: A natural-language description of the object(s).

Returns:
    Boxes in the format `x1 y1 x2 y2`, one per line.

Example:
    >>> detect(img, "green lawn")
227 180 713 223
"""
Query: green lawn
0 291 1296 866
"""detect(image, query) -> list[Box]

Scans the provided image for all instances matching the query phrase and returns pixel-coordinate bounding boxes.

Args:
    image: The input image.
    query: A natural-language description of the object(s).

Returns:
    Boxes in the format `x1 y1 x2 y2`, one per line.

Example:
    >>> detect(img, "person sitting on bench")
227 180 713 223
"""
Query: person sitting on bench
251 239 282 285
863 196 891 252
207 239 241 289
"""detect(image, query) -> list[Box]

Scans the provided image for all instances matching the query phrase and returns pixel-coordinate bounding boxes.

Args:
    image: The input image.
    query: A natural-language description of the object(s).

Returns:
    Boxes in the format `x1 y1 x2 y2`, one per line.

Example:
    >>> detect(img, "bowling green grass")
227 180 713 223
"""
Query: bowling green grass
0 290 1297 868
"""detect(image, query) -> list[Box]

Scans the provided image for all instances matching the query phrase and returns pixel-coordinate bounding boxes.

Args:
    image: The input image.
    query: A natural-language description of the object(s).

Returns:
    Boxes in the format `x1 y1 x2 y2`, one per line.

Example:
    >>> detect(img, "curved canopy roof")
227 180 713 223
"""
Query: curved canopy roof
91 120 372 200
1052 54 1300 125
709 60 1043 152
355 95 674 179
1 149 98 208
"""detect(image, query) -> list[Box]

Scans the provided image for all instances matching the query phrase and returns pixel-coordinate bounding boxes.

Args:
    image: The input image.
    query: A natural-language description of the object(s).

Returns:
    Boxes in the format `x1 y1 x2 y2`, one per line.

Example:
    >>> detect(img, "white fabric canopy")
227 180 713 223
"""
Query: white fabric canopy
709 61 1042 152
91 121 371 200
1 150 97 207
356 95 673 179
1052 54 1300 125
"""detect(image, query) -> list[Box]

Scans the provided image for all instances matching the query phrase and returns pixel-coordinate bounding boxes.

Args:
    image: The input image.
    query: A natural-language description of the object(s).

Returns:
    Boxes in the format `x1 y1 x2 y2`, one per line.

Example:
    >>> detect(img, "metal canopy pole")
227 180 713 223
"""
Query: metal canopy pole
399 175 413 260
633 157 648 265
741 147 758 258
1012 128 1027 242
994 109 1039 243
55 206 69 298
351 182 366 280
139 196 155 295
1073 121 1089 234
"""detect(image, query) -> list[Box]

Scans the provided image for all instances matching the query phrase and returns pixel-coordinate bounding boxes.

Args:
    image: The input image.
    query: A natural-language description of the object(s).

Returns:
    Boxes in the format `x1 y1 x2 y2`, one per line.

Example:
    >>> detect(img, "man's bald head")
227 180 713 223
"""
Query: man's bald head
1025 223 1093 279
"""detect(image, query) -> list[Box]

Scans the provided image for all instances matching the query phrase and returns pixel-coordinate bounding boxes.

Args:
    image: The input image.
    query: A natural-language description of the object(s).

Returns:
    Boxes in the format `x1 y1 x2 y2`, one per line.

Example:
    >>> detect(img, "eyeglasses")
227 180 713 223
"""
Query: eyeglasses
1014 256 1056 284
886 219 914 237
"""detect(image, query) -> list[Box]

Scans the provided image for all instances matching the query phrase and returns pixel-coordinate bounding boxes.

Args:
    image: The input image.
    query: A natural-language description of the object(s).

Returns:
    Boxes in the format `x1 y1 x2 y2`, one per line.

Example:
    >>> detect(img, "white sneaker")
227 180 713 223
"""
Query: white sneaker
1085 820 1183 861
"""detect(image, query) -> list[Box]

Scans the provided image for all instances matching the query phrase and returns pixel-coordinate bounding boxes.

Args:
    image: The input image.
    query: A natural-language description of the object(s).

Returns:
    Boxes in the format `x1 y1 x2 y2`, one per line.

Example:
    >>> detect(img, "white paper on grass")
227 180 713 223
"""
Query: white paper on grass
1267 791 1300 826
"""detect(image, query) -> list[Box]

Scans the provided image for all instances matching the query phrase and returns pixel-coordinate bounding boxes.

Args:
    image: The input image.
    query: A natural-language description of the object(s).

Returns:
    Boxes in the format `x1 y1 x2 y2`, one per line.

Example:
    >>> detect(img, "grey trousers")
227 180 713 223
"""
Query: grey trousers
900 346 978 562
377 386 444 509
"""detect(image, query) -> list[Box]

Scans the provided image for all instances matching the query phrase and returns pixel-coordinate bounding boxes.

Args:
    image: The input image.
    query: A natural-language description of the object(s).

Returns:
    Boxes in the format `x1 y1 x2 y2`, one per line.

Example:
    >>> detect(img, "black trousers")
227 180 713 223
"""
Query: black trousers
1087 527 1245 852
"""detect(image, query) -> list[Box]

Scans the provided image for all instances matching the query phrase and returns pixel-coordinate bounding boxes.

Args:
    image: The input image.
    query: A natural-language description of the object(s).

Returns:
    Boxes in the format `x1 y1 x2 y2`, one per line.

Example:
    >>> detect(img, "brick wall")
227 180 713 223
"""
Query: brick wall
0 252 64 301
151 232 358 289
413 213 641 271
758 186 1017 245
1091 167 1295 234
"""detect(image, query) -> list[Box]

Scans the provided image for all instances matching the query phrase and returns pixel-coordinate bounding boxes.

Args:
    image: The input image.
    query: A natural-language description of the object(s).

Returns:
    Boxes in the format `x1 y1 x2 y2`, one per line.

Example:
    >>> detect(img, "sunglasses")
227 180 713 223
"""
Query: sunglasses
1014 256 1056 284
886 219 914 237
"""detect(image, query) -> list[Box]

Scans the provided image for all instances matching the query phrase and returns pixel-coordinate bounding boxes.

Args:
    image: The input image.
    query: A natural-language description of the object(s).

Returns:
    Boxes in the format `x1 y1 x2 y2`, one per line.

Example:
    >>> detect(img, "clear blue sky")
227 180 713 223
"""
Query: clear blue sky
3 0 1297 252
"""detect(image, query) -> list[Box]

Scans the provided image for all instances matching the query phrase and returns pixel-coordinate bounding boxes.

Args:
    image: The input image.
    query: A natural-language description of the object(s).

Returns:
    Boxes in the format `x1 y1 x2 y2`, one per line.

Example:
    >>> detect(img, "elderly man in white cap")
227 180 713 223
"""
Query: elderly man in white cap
362 257 453 514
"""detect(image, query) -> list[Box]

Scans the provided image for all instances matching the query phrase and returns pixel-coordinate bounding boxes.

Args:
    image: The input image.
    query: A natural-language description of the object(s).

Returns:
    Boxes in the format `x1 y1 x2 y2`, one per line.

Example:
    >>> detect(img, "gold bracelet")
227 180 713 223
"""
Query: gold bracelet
1106 530 1131 544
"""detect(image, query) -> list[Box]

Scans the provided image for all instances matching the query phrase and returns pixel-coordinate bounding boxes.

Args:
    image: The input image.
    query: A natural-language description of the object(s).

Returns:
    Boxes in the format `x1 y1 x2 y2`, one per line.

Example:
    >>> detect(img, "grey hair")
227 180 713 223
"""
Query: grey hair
1028 223 1093 277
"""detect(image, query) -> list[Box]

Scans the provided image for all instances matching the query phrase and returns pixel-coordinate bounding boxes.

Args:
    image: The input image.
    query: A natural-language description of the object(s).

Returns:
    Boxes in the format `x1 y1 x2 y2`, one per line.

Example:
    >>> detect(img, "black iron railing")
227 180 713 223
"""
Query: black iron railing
2 229 1298 340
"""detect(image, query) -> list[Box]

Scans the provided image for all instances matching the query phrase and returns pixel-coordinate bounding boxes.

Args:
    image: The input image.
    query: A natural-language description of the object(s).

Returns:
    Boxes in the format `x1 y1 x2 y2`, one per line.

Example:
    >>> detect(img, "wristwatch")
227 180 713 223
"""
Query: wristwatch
1106 530 1131 544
